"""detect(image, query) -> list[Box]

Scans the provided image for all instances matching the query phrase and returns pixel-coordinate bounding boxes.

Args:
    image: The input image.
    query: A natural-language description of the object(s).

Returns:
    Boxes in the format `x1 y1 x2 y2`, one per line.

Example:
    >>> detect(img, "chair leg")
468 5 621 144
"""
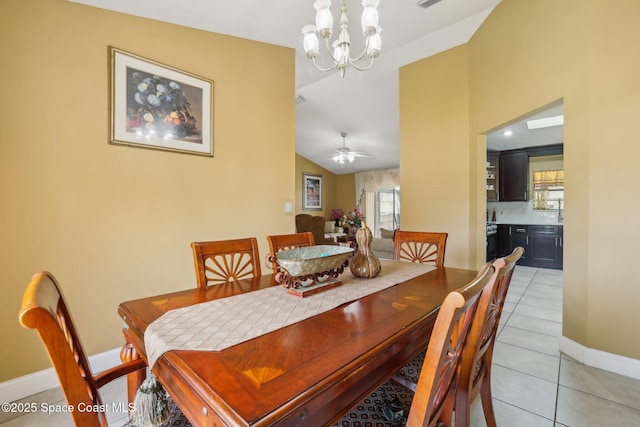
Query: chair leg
454 394 471 427
120 342 146 406
438 392 455 427
391 374 418 392
479 374 497 427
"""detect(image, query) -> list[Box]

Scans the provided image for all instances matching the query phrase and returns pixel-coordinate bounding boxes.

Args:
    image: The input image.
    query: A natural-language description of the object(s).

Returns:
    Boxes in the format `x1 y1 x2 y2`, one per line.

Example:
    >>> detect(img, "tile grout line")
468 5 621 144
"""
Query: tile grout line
496 267 535 337
553 350 563 426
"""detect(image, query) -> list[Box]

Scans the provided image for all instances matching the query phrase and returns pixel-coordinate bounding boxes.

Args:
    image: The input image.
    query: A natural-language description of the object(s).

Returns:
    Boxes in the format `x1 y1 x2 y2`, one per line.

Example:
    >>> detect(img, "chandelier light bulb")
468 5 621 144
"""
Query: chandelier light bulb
314 0 333 38
367 27 381 58
360 0 380 35
302 25 320 58
302 0 382 77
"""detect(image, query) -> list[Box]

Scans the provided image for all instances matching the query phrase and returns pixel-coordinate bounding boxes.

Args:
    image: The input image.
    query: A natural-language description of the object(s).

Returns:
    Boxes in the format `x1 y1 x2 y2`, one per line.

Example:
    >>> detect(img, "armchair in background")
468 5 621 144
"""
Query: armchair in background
295 214 341 245
371 228 396 259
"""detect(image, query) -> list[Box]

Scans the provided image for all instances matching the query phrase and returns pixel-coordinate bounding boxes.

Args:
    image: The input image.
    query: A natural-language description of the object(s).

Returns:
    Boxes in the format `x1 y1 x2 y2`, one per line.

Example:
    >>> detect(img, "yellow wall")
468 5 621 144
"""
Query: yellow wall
400 45 471 268
401 0 640 359
1 0 295 381
335 174 357 212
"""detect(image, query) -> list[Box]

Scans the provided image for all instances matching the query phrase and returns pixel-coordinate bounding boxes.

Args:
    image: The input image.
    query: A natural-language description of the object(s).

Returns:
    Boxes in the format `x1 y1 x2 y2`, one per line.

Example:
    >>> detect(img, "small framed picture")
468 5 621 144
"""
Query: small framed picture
302 173 322 211
109 47 213 156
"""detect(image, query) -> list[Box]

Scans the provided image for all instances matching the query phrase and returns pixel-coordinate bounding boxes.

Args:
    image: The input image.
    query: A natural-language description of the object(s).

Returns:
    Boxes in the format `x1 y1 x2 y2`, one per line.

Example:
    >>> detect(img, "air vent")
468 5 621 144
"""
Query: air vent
417 0 443 8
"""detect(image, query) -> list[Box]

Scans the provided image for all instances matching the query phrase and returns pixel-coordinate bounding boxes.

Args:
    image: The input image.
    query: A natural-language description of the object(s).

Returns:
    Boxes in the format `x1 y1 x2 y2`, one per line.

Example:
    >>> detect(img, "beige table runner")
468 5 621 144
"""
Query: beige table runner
145 260 435 367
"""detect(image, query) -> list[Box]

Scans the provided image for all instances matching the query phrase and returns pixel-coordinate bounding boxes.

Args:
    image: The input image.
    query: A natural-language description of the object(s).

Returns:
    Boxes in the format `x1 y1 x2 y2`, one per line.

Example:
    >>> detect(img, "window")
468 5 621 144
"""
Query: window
376 188 400 231
532 170 564 210
355 168 400 236
360 187 400 236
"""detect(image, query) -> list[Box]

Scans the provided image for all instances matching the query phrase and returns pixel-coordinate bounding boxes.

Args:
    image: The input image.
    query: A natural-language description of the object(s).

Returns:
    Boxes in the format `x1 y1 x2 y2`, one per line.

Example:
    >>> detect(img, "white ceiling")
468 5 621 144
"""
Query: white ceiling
71 0 519 173
487 102 564 151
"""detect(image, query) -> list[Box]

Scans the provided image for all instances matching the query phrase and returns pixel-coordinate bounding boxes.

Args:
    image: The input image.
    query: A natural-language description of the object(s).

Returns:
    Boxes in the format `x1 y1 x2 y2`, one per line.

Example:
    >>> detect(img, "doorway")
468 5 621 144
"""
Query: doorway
484 101 564 268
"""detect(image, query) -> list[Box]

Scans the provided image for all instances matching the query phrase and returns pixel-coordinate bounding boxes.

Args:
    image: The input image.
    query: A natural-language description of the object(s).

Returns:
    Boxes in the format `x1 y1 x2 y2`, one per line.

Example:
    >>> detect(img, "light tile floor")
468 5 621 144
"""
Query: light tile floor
3 266 640 426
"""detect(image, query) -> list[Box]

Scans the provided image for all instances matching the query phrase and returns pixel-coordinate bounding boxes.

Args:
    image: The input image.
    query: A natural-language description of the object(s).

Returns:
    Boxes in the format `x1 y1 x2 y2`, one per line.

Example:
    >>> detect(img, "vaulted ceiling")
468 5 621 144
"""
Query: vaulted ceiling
72 0 546 174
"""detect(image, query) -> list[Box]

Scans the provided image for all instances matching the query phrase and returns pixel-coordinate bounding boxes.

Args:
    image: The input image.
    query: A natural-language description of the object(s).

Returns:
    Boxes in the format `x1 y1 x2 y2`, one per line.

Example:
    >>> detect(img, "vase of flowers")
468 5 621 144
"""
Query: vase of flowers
343 209 364 233
331 208 344 227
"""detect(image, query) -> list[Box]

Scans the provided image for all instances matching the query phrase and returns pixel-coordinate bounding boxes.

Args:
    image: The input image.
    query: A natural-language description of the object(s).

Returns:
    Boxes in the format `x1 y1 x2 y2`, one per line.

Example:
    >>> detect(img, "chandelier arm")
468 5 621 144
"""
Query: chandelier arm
350 56 376 71
311 56 339 72
346 35 371 64
323 37 342 64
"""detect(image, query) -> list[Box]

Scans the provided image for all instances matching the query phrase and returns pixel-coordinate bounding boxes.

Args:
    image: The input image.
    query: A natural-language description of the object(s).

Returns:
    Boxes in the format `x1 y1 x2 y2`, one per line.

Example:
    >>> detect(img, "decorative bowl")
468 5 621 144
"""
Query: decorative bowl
272 245 354 293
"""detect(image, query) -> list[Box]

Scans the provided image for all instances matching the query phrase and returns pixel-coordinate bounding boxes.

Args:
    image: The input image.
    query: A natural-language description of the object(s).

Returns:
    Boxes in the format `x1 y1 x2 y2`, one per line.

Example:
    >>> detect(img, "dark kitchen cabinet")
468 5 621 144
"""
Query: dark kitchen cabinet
529 225 563 269
497 224 563 269
486 232 497 261
497 224 511 257
509 225 529 264
499 152 528 201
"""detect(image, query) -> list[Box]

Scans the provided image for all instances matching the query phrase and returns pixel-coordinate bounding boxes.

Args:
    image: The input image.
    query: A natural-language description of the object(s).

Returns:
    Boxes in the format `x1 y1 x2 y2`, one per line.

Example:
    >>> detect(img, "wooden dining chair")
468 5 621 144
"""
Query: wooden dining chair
454 246 525 427
393 231 448 267
191 238 262 288
340 263 493 426
405 262 493 427
18 271 149 427
265 232 315 272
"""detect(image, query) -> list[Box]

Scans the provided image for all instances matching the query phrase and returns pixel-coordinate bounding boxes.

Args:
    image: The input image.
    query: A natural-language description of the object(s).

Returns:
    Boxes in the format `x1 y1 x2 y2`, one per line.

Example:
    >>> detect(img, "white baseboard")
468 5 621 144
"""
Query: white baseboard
560 336 640 380
0 347 121 404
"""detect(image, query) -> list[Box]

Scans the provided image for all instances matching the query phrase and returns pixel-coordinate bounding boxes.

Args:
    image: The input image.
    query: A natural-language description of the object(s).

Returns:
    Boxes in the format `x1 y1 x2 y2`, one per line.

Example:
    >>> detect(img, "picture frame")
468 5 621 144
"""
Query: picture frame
109 47 213 156
302 173 323 211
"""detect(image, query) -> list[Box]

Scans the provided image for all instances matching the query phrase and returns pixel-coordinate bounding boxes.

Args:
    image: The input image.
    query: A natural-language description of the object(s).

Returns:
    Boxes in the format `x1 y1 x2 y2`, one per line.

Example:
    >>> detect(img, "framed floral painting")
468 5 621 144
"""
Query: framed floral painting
302 172 322 211
109 47 213 156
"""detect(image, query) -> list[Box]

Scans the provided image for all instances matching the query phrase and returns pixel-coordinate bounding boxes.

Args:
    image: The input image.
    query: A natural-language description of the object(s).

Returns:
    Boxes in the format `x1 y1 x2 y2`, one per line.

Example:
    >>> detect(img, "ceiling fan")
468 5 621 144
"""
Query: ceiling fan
331 132 370 165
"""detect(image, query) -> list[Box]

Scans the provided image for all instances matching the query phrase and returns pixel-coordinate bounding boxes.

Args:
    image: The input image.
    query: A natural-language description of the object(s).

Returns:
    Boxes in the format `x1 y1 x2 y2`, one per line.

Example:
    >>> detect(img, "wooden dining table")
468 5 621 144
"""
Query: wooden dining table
118 264 479 426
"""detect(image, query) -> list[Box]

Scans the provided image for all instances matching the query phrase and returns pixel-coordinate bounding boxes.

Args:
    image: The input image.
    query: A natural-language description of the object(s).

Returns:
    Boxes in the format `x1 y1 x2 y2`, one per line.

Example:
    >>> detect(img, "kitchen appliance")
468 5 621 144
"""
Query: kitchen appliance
486 223 498 261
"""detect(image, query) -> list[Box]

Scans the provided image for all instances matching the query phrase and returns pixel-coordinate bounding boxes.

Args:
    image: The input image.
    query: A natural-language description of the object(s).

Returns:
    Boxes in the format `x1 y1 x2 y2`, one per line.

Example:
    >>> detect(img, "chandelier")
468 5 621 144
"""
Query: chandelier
302 0 382 78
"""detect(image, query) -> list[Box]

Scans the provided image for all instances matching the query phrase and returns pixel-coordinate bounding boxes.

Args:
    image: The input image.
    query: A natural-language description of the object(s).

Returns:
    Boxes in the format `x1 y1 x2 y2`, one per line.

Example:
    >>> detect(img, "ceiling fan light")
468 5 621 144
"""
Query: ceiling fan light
348 153 355 162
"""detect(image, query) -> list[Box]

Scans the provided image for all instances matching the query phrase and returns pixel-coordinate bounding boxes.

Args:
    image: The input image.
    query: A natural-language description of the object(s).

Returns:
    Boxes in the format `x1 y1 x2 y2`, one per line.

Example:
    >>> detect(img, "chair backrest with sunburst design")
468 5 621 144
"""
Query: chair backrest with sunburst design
191 238 262 288
393 231 448 267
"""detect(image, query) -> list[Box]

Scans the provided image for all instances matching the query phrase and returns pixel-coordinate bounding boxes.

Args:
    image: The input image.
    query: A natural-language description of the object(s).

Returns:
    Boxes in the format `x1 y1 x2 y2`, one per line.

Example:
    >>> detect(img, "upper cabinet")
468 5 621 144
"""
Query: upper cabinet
499 152 529 201
489 144 563 202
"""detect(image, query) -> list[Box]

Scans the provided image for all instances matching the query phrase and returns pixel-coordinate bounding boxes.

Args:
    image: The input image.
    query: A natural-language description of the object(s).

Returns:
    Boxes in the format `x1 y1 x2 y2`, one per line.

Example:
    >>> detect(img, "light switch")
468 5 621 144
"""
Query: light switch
284 199 294 215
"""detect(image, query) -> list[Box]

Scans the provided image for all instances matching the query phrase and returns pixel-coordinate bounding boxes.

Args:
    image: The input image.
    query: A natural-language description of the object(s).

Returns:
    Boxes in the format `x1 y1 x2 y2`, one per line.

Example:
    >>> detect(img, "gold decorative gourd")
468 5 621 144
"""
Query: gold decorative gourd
350 224 381 278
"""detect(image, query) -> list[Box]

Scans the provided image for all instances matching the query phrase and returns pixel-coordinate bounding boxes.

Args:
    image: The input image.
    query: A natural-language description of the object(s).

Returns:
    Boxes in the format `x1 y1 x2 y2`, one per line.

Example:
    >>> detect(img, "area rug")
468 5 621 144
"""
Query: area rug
125 379 417 427
335 378 415 427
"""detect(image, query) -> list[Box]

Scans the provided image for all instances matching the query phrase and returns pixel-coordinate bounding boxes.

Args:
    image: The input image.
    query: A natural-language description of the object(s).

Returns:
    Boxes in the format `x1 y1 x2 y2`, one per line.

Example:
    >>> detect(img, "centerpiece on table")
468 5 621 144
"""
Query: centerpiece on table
350 221 382 279
269 245 354 297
